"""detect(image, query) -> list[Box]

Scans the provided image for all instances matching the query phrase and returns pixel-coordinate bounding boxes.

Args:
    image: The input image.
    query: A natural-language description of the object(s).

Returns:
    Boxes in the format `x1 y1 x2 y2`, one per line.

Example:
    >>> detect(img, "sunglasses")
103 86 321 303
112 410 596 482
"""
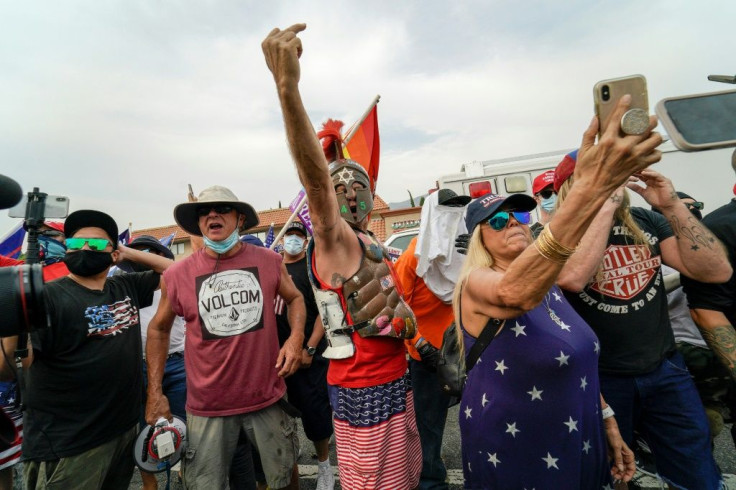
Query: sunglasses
65 237 111 251
685 201 704 211
196 205 234 217
488 211 531 231
41 230 64 237
536 189 556 199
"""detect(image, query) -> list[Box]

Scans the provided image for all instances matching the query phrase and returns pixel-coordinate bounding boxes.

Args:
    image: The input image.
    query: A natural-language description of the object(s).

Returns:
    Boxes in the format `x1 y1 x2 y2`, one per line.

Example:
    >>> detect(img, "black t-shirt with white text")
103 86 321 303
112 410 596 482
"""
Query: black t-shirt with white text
682 199 736 327
563 207 675 375
275 256 324 353
23 271 158 461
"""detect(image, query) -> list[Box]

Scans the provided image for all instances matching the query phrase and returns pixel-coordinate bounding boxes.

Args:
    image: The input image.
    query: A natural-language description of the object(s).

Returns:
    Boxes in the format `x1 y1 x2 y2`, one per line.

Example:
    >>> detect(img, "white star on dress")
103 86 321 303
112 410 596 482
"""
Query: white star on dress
506 422 520 438
495 359 508 374
594 341 600 354
542 452 559 469
464 406 473 419
527 386 543 401
555 351 570 367
481 393 489 407
580 376 588 390
336 167 355 185
564 416 579 433
487 452 500 467
558 320 571 332
511 322 527 337
552 291 562 301
582 440 591 454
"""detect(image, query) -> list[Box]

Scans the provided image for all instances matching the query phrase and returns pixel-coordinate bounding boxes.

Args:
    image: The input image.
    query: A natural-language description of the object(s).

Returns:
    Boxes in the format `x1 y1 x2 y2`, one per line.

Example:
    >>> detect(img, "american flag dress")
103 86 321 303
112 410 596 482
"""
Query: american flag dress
459 285 612 489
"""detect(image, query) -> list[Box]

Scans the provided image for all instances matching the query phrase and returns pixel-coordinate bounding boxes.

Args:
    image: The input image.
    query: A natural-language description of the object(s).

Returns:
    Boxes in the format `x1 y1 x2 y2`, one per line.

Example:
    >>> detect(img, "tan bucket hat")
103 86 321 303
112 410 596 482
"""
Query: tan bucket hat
174 186 259 236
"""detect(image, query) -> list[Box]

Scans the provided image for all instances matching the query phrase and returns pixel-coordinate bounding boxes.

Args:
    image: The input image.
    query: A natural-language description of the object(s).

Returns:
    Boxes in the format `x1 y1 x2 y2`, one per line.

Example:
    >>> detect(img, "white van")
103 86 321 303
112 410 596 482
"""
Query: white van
438 141 735 219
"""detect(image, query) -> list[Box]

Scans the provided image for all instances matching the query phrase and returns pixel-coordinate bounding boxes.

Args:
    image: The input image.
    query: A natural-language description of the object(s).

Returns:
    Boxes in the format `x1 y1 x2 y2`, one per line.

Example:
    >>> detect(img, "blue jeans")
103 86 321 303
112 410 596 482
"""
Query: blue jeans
410 358 450 490
141 353 187 423
599 352 722 490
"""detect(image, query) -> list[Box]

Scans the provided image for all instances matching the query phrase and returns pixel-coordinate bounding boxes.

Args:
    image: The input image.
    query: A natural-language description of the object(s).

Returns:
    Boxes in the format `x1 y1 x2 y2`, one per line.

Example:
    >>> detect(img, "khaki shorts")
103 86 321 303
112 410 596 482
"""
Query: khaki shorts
24 425 137 490
183 400 299 489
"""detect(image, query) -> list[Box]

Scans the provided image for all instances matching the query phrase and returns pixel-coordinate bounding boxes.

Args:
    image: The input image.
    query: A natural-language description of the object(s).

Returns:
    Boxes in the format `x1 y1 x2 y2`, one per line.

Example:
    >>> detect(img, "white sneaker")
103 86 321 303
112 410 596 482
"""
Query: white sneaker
316 463 335 490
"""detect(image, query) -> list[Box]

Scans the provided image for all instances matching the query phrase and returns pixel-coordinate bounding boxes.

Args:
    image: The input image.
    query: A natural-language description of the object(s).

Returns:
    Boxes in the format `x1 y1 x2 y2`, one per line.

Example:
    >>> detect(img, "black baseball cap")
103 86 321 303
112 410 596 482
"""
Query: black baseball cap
283 221 309 237
64 210 119 247
437 188 471 207
465 193 537 232
129 235 175 260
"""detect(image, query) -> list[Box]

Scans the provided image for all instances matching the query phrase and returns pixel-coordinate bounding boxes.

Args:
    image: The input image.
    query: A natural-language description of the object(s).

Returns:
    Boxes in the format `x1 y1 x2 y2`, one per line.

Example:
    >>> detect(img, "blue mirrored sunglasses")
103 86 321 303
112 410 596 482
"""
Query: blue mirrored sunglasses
488 211 531 230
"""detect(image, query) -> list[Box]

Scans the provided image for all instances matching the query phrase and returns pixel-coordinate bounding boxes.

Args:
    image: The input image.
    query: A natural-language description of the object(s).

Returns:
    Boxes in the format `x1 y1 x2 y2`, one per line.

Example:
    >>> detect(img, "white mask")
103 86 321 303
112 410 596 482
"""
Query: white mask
283 235 305 255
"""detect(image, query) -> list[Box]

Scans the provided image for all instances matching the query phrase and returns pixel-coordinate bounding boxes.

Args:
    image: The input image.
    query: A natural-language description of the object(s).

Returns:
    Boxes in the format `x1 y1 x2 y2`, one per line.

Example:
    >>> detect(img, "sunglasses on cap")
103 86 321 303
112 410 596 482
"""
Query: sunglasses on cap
41 229 64 237
536 189 556 199
488 211 531 231
685 201 704 211
196 205 235 217
65 237 111 251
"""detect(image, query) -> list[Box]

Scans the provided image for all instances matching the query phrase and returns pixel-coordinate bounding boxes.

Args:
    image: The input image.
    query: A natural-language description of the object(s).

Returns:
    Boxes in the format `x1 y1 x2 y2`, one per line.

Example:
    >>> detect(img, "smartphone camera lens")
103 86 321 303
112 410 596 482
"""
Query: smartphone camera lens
601 85 610 102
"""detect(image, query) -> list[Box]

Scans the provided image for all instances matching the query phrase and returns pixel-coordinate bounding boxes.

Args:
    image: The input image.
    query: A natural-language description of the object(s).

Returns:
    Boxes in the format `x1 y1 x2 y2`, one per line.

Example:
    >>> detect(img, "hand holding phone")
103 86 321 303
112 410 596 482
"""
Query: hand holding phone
594 75 649 137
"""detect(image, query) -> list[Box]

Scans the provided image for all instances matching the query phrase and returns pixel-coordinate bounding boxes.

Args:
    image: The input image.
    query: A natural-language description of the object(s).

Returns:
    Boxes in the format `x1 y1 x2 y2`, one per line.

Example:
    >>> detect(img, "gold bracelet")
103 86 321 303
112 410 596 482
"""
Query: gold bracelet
534 225 576 263
534 237 568 263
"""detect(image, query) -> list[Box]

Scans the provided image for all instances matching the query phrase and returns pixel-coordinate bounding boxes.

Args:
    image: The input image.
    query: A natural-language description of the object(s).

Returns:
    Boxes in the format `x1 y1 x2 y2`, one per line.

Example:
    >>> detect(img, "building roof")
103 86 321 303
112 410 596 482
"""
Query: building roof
133 194 391 241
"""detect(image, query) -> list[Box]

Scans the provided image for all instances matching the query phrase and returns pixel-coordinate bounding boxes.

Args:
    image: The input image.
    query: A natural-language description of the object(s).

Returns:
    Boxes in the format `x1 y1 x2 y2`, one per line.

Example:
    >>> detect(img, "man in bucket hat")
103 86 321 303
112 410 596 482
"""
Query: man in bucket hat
145 185 306 490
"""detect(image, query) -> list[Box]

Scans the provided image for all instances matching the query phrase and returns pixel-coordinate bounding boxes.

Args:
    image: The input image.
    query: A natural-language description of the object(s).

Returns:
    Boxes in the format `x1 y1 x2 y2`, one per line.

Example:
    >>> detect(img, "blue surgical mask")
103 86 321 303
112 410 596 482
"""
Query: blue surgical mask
540 194 557 213
283 235 305 255
39 235 67 263
203 229 240 254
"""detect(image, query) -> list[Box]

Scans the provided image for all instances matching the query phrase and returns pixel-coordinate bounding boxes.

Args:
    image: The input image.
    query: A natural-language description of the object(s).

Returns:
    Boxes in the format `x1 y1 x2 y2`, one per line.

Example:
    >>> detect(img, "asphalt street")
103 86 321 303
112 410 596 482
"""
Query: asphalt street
132 403 736 489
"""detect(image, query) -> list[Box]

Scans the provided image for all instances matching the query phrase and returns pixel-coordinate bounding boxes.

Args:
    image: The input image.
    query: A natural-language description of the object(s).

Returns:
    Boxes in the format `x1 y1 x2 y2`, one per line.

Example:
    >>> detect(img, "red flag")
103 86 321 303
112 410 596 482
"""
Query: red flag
344 105 380 192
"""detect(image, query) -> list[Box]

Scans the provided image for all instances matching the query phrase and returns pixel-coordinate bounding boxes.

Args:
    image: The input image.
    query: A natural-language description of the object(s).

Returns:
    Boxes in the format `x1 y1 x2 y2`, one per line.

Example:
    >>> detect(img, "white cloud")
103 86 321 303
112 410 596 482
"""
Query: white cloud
1 0 734 235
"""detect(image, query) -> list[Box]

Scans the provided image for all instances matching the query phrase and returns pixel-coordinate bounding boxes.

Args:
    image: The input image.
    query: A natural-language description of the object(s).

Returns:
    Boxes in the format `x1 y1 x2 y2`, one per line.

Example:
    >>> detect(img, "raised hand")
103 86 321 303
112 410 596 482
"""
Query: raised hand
574 95 662 196
262 23 307 87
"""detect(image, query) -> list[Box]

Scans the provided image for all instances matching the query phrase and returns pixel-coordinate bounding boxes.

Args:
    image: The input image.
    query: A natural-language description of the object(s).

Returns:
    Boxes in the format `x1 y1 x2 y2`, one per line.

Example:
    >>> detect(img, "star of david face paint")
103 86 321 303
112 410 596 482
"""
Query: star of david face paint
329 159 374 225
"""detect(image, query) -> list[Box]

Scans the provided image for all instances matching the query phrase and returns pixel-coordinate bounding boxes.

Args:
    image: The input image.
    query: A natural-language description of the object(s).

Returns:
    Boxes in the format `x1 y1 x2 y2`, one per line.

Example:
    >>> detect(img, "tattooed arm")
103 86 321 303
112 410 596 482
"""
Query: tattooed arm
628 170 732 283
690 308 736 381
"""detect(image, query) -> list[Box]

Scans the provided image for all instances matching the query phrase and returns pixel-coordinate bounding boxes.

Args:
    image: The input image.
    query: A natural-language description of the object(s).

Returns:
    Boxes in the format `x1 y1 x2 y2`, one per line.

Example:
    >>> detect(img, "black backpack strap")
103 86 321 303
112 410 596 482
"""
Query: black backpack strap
457 287 504 372
466 317 504 371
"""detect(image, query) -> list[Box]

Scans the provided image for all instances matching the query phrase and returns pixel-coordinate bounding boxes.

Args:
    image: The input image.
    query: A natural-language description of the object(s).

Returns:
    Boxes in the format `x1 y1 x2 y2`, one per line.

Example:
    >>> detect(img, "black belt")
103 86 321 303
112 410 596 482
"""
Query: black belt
144 351 183 361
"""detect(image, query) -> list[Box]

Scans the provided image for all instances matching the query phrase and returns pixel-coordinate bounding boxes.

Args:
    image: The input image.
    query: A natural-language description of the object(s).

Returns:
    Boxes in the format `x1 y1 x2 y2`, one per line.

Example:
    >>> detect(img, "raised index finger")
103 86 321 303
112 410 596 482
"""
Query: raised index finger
284 23 307 34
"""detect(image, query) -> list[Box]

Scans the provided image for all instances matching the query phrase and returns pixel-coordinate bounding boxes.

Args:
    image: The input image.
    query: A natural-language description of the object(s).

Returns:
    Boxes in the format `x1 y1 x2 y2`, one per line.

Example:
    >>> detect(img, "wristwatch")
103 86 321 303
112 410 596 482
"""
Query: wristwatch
306 346 317 356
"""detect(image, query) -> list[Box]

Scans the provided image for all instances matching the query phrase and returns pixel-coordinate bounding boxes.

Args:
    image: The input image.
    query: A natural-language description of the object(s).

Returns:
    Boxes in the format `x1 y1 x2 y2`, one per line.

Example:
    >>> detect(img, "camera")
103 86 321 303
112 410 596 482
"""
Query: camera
0 174 68 336
601 84 611 102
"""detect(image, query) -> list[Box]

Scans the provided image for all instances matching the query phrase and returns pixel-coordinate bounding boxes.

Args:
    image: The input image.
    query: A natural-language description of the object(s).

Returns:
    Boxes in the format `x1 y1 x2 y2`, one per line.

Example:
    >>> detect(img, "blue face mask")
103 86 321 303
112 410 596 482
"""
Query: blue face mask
283 235 305 255
39 235 67 263
203 229 240 254
540 194 557 213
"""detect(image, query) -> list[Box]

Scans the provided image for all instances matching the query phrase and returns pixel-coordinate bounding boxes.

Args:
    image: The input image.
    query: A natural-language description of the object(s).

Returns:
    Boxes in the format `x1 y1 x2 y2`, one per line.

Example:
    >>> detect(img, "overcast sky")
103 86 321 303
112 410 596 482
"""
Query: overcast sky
1 0 734 235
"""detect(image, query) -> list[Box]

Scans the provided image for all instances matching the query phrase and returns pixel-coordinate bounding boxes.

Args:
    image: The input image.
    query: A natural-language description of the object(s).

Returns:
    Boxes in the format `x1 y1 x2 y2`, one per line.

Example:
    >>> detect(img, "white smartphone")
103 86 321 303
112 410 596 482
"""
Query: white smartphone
655 89 736 151
8 194 70 219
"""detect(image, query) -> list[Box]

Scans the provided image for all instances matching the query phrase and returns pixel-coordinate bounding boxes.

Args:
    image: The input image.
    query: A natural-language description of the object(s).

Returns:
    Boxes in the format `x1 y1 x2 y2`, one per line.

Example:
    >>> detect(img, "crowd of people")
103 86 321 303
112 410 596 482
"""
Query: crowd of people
0 21 735 490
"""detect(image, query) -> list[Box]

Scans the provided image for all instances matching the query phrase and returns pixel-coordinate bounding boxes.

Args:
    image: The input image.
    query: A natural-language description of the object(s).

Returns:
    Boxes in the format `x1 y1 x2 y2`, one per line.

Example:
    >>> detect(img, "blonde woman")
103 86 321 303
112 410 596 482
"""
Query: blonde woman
454 95 661 489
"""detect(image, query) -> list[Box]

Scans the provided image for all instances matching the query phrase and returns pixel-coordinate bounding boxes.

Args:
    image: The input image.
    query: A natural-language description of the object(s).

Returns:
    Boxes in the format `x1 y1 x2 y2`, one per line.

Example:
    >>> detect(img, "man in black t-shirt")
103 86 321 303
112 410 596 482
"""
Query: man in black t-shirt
682 150 736 445
555 153 732 490
274 221 334 490
19 210 171 490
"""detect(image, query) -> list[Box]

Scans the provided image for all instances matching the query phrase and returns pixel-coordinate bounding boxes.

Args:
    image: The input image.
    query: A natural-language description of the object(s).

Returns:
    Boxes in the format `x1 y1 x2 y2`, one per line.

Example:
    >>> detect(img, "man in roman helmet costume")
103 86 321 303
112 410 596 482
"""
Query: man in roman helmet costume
263 23 427 489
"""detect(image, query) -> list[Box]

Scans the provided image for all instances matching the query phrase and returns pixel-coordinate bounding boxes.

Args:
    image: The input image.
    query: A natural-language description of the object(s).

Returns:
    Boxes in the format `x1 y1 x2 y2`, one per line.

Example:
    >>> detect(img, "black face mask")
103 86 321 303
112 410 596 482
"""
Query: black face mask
63 250 114 277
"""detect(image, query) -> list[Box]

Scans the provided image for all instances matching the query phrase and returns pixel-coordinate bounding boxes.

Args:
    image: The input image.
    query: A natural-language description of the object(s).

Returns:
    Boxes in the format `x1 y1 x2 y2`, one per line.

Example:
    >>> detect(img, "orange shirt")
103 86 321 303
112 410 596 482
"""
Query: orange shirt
394 237 455 360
